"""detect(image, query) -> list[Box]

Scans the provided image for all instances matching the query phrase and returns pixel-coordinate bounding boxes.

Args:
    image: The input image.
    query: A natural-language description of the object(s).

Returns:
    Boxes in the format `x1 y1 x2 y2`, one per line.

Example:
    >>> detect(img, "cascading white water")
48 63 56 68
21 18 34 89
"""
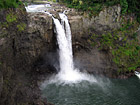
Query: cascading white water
53 16 74 74
59 13 72 55
25 4 51 12
50 13 97 84
58 13 74 72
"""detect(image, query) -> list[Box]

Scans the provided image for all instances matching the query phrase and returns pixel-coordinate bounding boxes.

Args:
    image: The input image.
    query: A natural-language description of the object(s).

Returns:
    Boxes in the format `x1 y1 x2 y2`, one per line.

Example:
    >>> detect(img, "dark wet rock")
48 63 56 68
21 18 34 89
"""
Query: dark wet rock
0 8 55 105
136 68 140 72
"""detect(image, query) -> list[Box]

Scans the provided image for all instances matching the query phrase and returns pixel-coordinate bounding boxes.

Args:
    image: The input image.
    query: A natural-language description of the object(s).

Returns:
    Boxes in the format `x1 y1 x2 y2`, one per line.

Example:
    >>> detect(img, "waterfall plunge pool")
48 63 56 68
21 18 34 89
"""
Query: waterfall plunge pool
41 76 140 105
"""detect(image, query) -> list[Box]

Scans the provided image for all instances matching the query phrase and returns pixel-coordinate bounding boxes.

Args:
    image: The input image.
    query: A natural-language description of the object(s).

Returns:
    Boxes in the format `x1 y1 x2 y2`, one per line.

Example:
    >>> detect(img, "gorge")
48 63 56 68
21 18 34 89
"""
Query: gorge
0 0 140 105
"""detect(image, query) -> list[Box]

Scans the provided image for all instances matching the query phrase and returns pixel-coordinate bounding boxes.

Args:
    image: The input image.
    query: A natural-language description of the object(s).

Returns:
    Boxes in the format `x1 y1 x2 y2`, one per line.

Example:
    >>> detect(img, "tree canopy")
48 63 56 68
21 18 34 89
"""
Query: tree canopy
0 0 22 8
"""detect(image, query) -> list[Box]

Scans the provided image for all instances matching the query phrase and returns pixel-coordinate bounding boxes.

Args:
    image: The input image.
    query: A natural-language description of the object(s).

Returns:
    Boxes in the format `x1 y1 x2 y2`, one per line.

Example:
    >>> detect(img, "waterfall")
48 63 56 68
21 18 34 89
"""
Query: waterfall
51 13 97 84
53 13 76 81
53 16 74 74
25 4 96 85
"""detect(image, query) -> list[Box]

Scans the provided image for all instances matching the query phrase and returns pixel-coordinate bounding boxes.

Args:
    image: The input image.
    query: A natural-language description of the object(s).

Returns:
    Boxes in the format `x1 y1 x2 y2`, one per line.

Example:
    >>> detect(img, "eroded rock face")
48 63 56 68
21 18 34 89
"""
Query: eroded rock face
68 5 121 40
24 4 121 77
67 5 122 77
0 9 55 105
0 4 122 80
26 12 53 58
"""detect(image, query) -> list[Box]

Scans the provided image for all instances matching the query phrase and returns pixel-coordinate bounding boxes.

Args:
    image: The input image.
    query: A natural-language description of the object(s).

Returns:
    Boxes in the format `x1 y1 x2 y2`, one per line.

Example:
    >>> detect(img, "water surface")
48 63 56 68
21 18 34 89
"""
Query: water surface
42 76 140 105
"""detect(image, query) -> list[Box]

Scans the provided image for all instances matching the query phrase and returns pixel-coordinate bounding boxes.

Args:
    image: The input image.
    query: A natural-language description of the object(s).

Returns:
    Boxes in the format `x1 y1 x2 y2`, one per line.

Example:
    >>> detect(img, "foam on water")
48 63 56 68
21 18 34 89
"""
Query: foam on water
135 71 140 79
25 4 51 12
48 69 97 85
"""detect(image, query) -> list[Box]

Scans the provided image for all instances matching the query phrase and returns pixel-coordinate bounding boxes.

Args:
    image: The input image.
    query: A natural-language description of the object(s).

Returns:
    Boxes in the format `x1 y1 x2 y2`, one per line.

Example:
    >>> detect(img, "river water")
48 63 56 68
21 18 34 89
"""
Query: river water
42 76 140 105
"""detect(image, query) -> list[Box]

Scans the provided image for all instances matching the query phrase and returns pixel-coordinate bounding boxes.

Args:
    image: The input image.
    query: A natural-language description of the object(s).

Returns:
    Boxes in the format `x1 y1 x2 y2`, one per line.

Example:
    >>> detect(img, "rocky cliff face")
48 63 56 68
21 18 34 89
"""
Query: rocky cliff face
20 4 133 78
69 5 121 38
25 4 123 78
0 9 55 105
68 5 122 77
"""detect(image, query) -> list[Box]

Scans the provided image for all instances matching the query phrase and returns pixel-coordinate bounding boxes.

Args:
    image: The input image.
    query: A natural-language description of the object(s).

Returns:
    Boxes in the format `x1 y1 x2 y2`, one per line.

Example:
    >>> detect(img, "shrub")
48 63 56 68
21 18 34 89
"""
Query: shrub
6 13 17 23
17 23 26 32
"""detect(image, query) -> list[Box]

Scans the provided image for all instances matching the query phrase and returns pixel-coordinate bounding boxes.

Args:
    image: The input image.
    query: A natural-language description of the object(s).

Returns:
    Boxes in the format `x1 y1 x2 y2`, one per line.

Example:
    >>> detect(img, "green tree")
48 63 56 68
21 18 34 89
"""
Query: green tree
0 0 22 8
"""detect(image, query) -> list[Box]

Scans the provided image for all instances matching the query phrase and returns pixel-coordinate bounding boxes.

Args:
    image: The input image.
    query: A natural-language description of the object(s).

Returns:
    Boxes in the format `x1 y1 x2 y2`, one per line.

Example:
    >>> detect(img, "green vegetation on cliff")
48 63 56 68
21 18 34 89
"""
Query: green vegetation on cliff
0 9 27 39
90 19 140 73
60 0 140 23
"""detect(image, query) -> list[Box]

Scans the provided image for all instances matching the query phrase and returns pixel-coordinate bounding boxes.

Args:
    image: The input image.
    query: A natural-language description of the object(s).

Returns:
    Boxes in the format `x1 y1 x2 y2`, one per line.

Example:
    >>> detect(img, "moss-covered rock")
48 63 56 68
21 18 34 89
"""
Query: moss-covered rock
89 16 140 77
